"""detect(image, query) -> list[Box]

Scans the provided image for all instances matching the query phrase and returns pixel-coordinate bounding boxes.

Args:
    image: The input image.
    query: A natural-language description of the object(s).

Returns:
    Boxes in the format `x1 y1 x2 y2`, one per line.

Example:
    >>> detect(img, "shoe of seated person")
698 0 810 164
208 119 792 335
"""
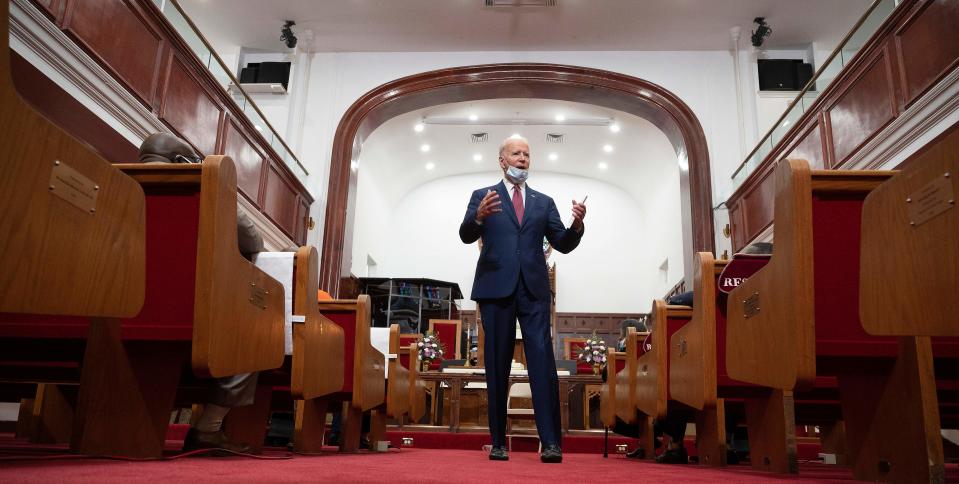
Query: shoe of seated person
540 444 562 463
183 428 252 455
626 447 646 459
326 432 341 446
655 446 688 464
488 445 509 461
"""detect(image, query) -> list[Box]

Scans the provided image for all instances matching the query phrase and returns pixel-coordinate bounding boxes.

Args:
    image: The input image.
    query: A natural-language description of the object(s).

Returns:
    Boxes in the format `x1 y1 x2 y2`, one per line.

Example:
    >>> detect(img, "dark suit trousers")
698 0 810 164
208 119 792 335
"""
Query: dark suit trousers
479 277 561 447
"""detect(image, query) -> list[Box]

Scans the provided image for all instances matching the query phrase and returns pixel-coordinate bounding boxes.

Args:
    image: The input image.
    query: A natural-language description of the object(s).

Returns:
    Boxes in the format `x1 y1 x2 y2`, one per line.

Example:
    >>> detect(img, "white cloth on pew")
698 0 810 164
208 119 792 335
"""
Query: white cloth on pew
251 252 294 355
370 327 391 378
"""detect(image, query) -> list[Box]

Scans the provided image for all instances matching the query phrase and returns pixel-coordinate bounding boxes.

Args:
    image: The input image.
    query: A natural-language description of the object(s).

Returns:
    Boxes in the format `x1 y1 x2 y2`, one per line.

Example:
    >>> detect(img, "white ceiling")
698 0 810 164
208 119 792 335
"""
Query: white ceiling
357 98 679 206
177 0 873 52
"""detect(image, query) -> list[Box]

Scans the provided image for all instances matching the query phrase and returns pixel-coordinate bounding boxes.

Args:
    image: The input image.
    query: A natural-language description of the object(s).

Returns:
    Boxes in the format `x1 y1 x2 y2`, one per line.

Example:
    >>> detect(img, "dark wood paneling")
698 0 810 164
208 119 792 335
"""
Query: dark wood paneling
159 55 222 156
222 118 265 204
728 202 746 253
10 52 138 163
740 171 776 246
61 0 164 107
786 119 827 169
262 162 298 238
895 0 959 106
826 52 897 166
30 0 61 19
295 197 311 246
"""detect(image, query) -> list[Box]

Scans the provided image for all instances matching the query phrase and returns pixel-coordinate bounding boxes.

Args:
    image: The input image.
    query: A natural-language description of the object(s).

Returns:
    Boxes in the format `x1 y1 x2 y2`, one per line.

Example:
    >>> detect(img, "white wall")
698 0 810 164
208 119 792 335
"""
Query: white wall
352 169 683 313
292 50 743 255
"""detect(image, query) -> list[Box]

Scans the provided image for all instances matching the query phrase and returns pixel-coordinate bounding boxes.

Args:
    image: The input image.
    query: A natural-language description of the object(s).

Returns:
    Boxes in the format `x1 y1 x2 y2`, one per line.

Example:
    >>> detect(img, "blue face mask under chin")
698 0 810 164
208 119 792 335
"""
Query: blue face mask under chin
506 165 529 184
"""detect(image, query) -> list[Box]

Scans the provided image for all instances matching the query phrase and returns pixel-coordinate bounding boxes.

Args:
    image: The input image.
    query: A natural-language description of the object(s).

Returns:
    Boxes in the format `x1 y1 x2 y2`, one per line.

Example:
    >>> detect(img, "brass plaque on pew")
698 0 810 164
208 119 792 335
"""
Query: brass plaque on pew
908 175 954 227
48 160 99 213
250 285 268 309
743 292 760 319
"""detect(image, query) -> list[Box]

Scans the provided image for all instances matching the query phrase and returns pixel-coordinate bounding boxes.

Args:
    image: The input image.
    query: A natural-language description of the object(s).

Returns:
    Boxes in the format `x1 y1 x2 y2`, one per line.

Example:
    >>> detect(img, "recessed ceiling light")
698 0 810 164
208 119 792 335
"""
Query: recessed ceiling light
414 123 425 132
473 154 482 162
548 153 558 161
554 114 565 122
468 114 479 121
420 144 431 152
603 144 614 153
510 133 523 139
609 123 621 133
425 162 435 170
598 161 608 170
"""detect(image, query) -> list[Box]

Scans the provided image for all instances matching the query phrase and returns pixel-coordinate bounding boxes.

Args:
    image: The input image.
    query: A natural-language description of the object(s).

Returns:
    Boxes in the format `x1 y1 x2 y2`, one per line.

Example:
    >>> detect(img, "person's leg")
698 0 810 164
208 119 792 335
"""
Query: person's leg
515 279 561 448
186 372 259 452
656 405 691 464
479 297 517 448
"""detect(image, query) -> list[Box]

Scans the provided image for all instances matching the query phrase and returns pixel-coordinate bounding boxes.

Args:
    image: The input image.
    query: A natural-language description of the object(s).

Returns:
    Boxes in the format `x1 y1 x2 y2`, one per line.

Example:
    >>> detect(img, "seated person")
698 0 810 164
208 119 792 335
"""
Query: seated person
137 133 264 453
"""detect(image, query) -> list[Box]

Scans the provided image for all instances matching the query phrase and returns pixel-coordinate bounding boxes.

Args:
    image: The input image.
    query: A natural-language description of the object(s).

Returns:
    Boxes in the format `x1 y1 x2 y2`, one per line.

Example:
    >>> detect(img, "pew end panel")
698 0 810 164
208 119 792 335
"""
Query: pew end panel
670 253 726 410
0 0 144 318
636 299 675 419
386 324 411 419
599 350 624 428
318 296 386 412
613 327 639 423
726 159 819 391
291 246 344 400
860 134 959 337
117 158 286 378
407 343 428 423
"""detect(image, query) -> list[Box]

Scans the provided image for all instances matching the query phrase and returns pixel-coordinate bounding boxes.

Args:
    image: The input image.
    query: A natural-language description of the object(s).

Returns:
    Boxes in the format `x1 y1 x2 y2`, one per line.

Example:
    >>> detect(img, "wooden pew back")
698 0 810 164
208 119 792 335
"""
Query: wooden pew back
291 246 344 400
387 325 411 418
318 296 385 411
117 159 285 378
726 159 894 390
613 327 641 423
0 0 144 318
860 127 959 336
637 300 692 418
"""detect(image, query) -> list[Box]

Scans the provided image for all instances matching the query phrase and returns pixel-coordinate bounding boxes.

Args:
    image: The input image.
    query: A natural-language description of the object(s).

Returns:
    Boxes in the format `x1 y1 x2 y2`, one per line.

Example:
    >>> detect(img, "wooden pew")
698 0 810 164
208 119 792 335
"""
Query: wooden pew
725 159 951 482
0 0 145 319
223 246 346 453
296 296 385 453
388 324 427 423
860 127 959 337
74 158 285 458
607 324 657 459
0 1 145 445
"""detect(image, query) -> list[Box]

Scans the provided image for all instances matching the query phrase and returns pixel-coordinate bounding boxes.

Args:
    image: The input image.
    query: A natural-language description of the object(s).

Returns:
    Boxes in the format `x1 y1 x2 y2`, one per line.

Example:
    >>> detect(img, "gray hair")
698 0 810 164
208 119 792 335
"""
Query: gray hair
499 135 530 157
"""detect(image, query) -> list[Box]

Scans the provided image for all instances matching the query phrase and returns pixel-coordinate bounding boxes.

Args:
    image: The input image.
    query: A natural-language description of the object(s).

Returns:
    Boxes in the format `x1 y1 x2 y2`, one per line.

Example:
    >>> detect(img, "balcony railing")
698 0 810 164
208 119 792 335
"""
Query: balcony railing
729 0 896 190
152 0 309 182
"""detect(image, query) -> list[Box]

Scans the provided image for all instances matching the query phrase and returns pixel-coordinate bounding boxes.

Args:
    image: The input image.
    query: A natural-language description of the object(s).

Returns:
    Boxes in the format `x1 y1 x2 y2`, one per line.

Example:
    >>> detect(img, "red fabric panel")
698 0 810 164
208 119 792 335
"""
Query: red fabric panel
398 334 419 370
323 311 354 393
811 196 897 359
717 254 770 293
568 340 592 373
433 322 457 360
0 313 89 338
614 357 626 373
119 190 199 340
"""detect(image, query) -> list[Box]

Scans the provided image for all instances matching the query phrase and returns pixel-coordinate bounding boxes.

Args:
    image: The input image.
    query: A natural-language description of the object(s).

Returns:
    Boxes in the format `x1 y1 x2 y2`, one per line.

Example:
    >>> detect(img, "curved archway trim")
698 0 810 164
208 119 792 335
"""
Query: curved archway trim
321 63 714 295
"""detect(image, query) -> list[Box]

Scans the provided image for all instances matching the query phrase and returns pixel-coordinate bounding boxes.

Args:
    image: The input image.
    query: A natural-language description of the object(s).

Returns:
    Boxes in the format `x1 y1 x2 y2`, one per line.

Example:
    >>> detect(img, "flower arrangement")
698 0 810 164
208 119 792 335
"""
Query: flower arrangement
577 332 608 374
417 331 446 370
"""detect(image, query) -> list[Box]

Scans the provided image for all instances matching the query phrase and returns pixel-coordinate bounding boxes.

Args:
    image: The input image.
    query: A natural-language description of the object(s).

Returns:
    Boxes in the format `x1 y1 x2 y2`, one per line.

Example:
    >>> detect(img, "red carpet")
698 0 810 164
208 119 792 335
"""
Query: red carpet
2 433 958 483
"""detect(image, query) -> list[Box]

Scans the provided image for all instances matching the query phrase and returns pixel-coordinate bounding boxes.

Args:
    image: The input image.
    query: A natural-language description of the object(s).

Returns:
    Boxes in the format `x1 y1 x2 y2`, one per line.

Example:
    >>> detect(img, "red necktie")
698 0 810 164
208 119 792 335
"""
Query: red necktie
512 185 524 224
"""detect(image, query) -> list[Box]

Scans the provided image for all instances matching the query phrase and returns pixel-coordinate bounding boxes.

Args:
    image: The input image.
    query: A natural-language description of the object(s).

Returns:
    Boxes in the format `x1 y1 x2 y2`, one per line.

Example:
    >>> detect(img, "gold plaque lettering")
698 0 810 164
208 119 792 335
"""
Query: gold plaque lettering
908 176 954 226
743 292 760 319
48 160 99 213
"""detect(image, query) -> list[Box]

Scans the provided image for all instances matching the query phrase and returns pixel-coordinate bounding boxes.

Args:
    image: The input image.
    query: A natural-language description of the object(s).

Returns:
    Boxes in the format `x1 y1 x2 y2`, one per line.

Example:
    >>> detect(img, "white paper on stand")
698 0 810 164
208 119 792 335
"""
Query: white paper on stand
252 252 294 355
370 327 390 378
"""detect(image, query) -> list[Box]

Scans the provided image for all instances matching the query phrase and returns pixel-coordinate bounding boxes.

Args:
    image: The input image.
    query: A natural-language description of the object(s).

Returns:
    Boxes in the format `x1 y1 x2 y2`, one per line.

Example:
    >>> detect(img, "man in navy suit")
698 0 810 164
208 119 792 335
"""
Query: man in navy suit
460 136 586 463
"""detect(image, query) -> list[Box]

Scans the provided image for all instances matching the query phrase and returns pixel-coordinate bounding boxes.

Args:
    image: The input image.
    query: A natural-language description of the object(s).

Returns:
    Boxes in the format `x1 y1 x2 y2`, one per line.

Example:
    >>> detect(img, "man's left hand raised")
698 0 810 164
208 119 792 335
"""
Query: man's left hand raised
571 199 587 232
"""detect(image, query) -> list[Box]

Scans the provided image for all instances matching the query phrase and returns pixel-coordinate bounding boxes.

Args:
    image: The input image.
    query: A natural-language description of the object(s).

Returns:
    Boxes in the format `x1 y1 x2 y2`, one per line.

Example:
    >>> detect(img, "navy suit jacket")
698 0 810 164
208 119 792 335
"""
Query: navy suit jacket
460 181 584 301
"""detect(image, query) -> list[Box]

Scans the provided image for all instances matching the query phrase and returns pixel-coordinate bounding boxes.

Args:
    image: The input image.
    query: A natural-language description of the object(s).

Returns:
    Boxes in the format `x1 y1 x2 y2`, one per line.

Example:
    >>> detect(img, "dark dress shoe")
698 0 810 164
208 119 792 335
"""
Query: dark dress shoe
489 445 509 461
540 444 563 463
182 428 252 454
626 447 646 459
655 446 688 464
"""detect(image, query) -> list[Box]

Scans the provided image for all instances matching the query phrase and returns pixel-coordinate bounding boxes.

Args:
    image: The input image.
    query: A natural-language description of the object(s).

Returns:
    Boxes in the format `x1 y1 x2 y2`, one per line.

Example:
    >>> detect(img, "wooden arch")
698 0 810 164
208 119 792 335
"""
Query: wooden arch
321 63 714 294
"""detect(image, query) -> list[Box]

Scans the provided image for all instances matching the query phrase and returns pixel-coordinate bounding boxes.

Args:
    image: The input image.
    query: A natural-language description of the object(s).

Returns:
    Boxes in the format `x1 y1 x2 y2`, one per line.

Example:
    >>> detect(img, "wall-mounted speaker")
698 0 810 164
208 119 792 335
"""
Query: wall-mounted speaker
758 59 815 91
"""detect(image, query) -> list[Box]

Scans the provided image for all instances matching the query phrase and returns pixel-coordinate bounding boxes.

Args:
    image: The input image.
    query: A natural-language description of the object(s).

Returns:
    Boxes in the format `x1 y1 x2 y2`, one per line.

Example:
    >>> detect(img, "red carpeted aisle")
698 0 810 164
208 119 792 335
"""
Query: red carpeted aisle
2 434 958 483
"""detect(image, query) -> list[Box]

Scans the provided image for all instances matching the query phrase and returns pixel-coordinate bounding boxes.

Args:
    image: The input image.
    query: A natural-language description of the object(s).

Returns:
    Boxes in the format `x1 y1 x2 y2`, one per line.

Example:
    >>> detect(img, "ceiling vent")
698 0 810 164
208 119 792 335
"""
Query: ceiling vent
485 0 557 6
470 133 489 143
546 133 565 143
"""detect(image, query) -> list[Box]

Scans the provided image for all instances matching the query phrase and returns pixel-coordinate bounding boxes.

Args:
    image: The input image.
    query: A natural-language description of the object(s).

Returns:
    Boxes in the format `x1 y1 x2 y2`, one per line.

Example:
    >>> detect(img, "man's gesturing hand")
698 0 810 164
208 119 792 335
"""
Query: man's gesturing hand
476 189 502 222
570 199 587 231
